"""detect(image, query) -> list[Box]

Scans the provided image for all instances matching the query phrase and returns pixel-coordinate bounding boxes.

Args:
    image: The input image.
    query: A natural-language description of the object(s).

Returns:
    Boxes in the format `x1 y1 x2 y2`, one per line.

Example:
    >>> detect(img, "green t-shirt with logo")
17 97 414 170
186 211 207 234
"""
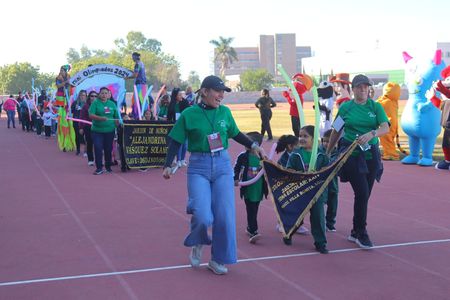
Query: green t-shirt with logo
169 105 240 152
244 153 264 202
88 99 118 133
336 99 388 158
337 99 388 144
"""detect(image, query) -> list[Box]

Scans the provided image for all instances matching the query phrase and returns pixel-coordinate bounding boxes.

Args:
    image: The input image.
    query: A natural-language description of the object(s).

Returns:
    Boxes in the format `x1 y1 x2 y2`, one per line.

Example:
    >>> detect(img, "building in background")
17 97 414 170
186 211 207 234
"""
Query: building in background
302 49 406 85
437 42 450 66
213 33 311 81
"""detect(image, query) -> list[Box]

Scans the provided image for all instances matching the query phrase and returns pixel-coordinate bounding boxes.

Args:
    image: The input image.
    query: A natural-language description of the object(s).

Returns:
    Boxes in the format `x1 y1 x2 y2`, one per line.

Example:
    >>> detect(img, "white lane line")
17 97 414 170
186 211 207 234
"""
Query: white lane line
17 136 139 300
1 238 449 287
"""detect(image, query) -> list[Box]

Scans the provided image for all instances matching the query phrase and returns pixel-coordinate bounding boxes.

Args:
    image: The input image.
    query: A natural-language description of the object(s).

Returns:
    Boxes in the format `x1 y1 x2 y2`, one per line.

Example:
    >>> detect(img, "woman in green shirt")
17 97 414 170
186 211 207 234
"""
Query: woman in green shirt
88 87 119 175
162 76 264 275
327 74 389 249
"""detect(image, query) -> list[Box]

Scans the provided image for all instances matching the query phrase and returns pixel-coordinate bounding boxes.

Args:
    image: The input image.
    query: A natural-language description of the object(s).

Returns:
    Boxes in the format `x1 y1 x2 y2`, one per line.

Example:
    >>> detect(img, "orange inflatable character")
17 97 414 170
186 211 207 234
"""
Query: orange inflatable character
377 82 401 160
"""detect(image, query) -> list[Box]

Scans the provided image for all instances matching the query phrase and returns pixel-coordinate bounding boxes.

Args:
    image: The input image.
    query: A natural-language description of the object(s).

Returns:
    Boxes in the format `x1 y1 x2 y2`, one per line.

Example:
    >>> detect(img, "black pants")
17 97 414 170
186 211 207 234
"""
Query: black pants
22 113 31 131
36 119 43 135
83 127 94 162
244 199 260 234
73 122 85 153
291 116 300 137
343 156 377 234
260 110 273 139
44 125 51 137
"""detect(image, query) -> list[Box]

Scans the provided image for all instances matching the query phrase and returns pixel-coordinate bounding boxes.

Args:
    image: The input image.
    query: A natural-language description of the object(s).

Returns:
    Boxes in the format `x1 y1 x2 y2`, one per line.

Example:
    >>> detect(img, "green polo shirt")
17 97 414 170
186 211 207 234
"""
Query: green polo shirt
88 99 118 133
169 105 240 152
336 99 388 158
337 99 388 144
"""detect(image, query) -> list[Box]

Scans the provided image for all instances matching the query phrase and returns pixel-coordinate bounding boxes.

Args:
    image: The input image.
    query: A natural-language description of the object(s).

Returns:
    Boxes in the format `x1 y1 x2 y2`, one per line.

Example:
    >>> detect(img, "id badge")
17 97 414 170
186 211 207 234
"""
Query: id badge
207 132 224 152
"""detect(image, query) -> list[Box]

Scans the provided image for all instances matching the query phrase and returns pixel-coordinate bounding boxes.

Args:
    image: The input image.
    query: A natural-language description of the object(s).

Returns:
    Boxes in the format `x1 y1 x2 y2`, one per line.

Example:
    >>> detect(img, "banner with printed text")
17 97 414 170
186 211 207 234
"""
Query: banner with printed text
263 142 357 238
122 120 174 168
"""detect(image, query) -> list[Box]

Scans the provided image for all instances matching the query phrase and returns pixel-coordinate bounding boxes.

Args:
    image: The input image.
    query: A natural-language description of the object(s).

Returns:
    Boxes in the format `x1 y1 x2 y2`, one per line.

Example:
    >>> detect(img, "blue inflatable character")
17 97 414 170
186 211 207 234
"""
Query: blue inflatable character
400 50 445 166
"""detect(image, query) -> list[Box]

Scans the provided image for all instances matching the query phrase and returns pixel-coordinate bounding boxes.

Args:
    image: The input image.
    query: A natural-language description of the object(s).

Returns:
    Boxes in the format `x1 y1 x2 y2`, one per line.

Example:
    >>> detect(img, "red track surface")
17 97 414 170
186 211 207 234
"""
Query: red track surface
1 116 449 299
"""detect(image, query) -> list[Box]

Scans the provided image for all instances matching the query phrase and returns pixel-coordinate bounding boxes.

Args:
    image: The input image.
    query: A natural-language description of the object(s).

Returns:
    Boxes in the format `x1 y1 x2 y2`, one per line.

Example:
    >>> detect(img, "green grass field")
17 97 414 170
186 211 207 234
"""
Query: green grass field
229 102 445 161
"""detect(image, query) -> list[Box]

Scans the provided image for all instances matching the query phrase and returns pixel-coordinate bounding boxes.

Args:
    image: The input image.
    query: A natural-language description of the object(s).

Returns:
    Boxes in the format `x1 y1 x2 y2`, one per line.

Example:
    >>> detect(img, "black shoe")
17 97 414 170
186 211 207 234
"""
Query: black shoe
356 232 373 249
93 169 104 175
76 151 80 156
105 168 112 173
112 160 119 166
283 237 292 245
326 225 336 232
121 167 127 173
315 245 329 254
347 230 357 243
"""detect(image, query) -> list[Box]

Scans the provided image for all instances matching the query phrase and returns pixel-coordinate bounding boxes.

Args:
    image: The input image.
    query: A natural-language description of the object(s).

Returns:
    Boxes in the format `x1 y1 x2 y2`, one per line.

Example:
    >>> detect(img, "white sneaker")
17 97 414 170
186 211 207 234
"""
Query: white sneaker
249 233 261 244
83 153 88 158
276 223 284 233
296 225 309 235
208 260 228 275
189 245 203 267
88 161 94 166
177 160 182 168
181 160 188 167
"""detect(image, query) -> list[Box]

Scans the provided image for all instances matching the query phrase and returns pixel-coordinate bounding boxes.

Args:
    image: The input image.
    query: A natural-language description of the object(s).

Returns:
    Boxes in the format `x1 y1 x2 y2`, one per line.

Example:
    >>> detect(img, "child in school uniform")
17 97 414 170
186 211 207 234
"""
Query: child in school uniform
322 129 339 232
275 135 309 235
286 125 329 254
43 107 57 139
234 132 268 244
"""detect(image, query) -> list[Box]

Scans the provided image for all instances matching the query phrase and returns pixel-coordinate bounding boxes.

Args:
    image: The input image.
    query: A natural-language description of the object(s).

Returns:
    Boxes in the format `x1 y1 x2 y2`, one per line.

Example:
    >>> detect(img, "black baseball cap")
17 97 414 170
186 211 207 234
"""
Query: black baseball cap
197 75 231 93
351 74 372 88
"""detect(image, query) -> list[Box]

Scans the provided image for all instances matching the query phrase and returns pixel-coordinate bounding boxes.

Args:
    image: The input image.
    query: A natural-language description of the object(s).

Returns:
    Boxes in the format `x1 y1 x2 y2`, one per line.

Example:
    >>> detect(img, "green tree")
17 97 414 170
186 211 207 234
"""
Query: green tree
114 31 162 55
187 71 201 90
210 36 238 79
240 69 274 91
0 62 40 94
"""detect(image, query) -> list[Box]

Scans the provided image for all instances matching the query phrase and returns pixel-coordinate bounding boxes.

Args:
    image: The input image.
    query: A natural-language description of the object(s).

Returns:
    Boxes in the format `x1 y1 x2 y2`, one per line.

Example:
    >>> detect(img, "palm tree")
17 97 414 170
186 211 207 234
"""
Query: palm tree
210 36 238 79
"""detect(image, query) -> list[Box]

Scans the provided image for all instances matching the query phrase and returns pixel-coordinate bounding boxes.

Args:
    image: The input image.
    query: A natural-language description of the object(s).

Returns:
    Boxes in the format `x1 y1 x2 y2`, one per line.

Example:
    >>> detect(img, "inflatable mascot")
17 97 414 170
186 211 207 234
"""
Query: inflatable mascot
317 80 335 137
400 50 445 166
428 65 450 170
377 82 402 160
330 73 352 108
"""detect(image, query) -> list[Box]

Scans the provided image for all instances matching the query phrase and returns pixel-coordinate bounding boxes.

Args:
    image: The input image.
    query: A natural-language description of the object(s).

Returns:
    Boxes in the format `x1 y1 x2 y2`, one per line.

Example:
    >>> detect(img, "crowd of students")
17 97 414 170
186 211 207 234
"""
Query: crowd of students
3 72 389 276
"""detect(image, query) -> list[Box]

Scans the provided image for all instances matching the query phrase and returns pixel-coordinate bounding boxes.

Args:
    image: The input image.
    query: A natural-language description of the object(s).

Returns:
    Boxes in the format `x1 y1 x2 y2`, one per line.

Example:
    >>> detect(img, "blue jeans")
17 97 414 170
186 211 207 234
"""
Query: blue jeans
185 150 237 265
92 131 115 171
6 110 15 128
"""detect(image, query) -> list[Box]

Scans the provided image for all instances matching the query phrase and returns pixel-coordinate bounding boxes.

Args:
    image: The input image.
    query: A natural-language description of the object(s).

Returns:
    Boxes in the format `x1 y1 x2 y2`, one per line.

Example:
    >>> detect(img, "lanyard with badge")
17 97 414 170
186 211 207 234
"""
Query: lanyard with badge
201 107 224 152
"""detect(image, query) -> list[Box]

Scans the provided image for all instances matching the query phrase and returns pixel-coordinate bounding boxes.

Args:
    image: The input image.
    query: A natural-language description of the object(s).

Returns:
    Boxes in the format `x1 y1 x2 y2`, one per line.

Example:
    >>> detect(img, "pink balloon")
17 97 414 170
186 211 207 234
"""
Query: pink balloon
238 142 277 187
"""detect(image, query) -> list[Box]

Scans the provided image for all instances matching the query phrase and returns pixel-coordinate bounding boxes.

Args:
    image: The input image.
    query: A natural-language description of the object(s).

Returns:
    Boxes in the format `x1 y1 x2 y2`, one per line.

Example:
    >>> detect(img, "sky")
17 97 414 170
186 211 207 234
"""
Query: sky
1 0 449 80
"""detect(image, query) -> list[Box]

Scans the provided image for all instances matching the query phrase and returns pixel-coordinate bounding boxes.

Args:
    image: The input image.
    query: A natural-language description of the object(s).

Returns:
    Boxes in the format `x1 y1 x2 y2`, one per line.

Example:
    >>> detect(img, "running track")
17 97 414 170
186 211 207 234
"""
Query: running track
0 117 449 299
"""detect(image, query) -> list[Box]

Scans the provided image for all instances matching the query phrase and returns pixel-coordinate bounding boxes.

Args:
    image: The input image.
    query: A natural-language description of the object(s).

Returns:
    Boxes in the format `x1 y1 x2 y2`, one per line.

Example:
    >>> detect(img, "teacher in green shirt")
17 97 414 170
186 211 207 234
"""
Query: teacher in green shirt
163 75 264 275
89 87 119 175
327 74 389 250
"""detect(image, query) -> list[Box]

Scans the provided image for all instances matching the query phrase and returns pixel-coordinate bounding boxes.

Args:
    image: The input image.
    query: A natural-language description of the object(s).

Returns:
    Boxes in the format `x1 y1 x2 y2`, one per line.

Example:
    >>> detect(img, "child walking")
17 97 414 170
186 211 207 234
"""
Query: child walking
275 135 309 235
286 125 329 254
322 129 339 232
43 107 57 139
234 132 268 244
